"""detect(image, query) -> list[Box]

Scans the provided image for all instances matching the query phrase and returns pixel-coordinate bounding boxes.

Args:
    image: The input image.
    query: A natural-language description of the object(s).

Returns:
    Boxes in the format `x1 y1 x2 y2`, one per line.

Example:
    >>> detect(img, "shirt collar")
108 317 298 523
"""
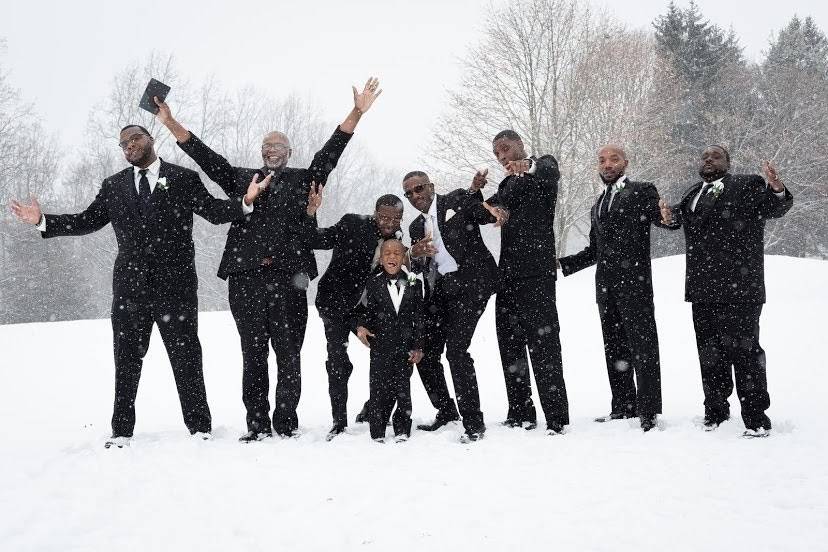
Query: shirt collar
427 198 438 218
134 157 161 178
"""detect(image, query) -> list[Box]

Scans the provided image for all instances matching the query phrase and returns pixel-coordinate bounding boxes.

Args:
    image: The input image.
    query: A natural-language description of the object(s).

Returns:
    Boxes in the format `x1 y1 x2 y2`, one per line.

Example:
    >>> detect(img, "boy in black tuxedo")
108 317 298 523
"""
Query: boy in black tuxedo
355 240 424 442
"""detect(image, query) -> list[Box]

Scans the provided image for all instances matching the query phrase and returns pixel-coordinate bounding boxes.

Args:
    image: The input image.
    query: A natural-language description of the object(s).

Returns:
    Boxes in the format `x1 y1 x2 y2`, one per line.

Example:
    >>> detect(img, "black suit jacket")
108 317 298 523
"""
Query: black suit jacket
559 180 666 301
486 155 561 283
357 272 424 355
41 160 245 300
671 173 793 304
177 127 352 280
308 213 393 320
409 189 498 296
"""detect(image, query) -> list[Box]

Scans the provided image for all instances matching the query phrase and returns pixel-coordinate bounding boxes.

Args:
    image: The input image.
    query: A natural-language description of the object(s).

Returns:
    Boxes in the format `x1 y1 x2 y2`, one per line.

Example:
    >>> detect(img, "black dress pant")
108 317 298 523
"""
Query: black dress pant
597 294 662 418
368 348 413 440
691 303 770 430
495 275 569 427
110 290 211 437
417 272 488 434
321 314 355 427
228 266 308 436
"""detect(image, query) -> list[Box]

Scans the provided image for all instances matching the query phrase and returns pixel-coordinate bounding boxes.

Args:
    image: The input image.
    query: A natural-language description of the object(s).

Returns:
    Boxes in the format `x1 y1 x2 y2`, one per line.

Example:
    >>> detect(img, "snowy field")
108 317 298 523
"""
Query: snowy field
1 255 826 552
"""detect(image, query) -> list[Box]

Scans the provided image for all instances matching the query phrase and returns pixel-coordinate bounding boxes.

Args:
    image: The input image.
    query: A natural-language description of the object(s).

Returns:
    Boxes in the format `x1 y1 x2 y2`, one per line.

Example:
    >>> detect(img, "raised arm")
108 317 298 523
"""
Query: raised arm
155 98 240 196
752 161 793 219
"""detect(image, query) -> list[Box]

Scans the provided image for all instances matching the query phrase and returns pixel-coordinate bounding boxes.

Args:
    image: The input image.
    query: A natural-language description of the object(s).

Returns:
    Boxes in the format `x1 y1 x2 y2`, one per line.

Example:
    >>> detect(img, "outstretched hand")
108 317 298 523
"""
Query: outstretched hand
762 161 784 192
658 199 674 225
245 173 272 206
353 77 382 114
410 235 437 258
357 326 374 348
408 349 423 364
307 181 323 215
471 168 488 192
10 196 43 225
483 202 509 227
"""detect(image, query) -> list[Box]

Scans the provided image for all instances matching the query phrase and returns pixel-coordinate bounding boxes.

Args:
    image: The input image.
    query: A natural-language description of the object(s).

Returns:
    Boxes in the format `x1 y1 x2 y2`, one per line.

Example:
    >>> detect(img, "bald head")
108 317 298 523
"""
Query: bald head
597 144 629 184
261 131 292 170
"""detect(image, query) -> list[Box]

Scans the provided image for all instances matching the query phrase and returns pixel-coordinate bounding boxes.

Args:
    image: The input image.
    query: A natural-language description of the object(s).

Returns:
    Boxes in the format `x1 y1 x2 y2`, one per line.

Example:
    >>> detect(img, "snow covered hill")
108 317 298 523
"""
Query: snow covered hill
1 255 826 551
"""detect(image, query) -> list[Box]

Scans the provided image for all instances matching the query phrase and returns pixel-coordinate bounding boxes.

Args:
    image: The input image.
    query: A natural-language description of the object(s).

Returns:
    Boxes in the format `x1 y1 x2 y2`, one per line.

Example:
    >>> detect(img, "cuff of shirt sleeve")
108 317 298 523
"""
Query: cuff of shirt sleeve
526 158 538 175
241 197 254 214
36 215 46 232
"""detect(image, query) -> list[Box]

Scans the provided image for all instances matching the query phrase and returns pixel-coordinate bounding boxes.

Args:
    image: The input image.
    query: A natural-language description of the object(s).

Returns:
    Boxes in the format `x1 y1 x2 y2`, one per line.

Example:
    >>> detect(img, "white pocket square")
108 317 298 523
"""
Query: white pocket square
445 208 456 222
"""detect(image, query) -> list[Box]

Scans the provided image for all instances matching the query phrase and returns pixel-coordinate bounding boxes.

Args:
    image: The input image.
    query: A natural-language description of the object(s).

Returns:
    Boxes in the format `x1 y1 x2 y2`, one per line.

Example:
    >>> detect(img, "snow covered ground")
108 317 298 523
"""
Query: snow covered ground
1 255 826 551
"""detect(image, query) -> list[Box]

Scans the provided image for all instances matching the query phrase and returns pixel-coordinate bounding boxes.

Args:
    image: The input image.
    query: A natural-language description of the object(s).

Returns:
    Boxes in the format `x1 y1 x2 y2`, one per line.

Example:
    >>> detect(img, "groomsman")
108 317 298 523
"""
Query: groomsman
10 124 261 447
155 79 381 441
404 171 498 442
662 145 792 437
304 185 404 440
482 130 569 435
559 145 668 432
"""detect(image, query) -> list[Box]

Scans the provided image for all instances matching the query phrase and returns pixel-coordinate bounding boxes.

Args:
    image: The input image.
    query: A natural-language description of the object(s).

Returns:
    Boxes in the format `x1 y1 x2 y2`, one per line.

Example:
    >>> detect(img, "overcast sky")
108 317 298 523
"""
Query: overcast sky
3 0 825 171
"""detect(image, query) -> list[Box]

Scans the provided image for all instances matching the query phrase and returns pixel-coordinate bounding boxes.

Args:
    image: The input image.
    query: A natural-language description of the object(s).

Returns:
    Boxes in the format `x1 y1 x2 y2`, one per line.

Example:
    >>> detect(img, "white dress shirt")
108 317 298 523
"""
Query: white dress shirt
599 174 627 213
386 275 405 314
424 199 458 275
690 177 786 212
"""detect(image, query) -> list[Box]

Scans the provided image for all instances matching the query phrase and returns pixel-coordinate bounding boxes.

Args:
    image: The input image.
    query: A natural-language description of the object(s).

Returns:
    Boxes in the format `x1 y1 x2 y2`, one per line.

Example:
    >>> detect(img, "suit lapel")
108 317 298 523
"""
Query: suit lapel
117 168 140 219
594 190 607 235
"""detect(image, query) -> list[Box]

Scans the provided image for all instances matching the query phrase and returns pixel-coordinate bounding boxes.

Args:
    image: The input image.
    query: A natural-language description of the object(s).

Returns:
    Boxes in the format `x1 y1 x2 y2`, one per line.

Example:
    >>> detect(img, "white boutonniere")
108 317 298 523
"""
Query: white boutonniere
708 181 724 198
614 180 626 193
156 176 169 192
445 208 457 222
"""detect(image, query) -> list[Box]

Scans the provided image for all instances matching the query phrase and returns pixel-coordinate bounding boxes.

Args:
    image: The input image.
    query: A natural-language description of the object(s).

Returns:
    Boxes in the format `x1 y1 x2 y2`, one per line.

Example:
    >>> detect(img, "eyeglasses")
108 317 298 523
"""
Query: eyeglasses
261 143 290 152
118 133 149 149
403 183 427 198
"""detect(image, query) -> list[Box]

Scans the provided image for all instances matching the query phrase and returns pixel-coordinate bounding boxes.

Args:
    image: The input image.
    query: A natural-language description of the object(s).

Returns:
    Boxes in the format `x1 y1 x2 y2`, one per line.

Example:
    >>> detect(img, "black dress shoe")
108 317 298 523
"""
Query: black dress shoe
501 418 520 428
703 415 730 432
640 415 657 432
546 422 565 436
594 412 635 423
238 430 273 443
104 436 131 449
325 424 346 442
355 408 368 424
460 431 484 443
416 414 460 432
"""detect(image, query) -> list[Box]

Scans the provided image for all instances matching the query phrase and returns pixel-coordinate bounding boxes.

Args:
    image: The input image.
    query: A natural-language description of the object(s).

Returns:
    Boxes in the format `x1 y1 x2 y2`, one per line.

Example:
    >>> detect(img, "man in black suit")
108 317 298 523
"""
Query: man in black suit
304 185 404 440
403 171 498 442
662 145 792 438
480 129 569 435
559 145 669 432
11 124 262 448
355 240 424 442
155 79 381 441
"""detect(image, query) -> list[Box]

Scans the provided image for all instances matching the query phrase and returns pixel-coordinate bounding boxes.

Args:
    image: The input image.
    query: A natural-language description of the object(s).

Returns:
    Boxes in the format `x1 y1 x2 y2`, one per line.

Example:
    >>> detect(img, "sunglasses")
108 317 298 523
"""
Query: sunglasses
404 183 427 198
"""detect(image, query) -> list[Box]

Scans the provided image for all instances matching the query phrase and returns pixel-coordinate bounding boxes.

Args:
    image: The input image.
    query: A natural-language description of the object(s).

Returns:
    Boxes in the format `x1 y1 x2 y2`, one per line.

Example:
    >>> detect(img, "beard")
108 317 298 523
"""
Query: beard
599 172 622 185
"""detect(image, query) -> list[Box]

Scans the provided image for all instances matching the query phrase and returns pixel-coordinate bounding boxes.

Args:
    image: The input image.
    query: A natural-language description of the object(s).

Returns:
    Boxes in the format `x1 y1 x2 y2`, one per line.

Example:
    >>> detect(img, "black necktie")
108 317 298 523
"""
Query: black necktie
599 187 612 220
138 169 151 214
694 183 713 214
389 277 402 291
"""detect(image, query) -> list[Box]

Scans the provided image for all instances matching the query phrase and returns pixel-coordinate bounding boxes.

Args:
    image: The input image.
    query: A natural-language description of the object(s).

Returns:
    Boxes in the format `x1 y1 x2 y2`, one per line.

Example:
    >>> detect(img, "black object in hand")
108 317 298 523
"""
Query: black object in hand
138 78 171 114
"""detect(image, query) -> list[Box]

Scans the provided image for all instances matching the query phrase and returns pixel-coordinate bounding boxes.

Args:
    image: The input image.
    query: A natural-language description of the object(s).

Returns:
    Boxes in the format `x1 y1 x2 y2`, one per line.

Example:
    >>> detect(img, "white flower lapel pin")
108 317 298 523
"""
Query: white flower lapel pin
614 180 626 193
708 181 724 198
445 208 457 222
156 177 169 192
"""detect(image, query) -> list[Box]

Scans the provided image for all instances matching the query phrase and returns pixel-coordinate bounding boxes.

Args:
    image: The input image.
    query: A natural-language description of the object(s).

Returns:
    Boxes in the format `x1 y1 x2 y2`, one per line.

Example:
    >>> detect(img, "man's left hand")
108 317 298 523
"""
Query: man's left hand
353 77 382 113
505 159 531 176
762 161 784 192
409 350 423 364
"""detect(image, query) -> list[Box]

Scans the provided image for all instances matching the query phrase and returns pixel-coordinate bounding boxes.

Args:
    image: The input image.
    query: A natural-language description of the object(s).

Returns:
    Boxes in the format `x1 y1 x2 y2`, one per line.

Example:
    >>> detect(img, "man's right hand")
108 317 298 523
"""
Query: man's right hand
245 173 272 206
471 168 488 192
357 326 374 348
10 196 43 225
410 235 437 258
